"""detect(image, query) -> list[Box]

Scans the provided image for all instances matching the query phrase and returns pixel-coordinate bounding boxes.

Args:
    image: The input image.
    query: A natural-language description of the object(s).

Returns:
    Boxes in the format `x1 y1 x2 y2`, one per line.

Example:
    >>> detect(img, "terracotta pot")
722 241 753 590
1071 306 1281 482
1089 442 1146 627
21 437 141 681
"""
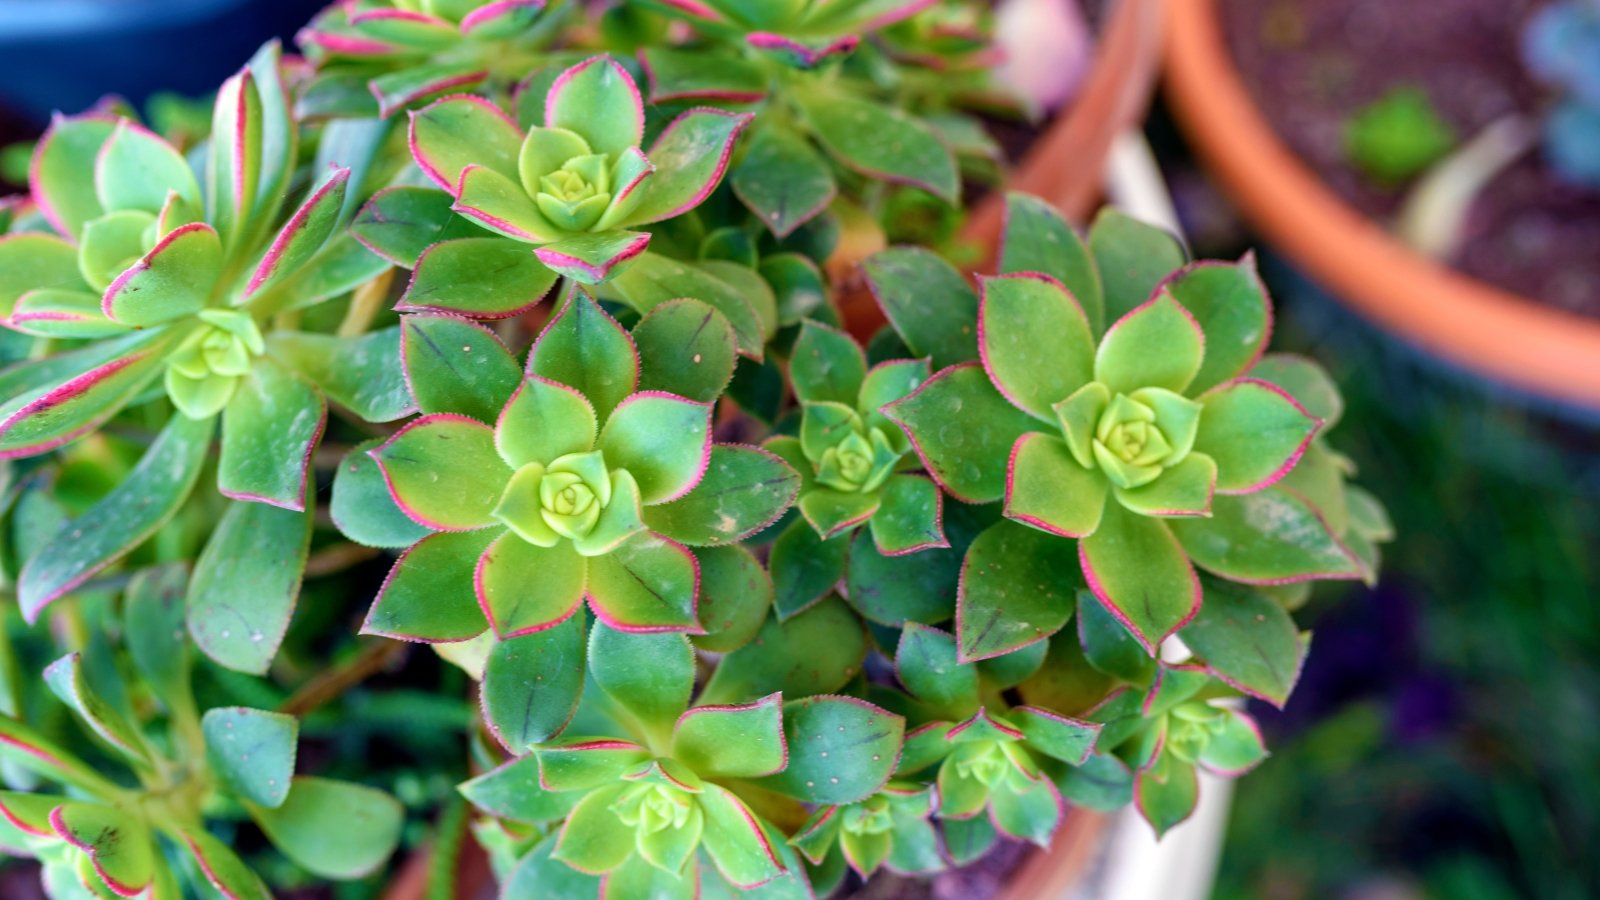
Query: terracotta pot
1164 0 1600 408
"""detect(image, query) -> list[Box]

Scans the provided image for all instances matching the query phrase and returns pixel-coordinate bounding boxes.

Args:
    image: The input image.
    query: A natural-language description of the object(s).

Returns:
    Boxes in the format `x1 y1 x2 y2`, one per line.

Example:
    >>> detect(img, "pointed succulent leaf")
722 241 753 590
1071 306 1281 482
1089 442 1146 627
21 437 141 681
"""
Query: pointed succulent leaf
768 518 850 620
452 164 563 242
1161 257 1272 393
202 707 297 808
481 616 586 749
644 444 801 546
218 359 325 509
363 530 495 642
1080 504 1200 654
245 166 349 299
0 718 117 794
1195 379 1319 494
188 500 312 674
123 564 192 709
597 392 711 504
268 327 414 423
641 47 768 103
700 597 866 704
1087 208 1187 324
251 233 389 314
1134 755 1199 837
956 520 1080 661
896 624 980 719
370 62 487 118
249 777 403 880
1197 709 1268 775
979 274 1095 420
673 693 787 778
869 474 946 556
207 70 264 246
942 814 998 865
634 299 739 403
534 231 651 285
528 293 640 420
10 288 123 339
884 363 1034 504
795 90 958 202
400 313 521 422
607 253 772 359
0 233 87 315
621 108 750 226
177 826 272 900
400 236 558 318
798 488 879 540
760 697 904 805
50 802 156 897
43 654 149 763
93 120 201 213
1170 488 1364 584
1076 589 1155 682
545 56 645 157
536 739 651 793
692 545 773 653
732 125 836 238
1000 193 1104 333
861 248 978 369
101 222 221 326
1095 292 1205 396
589 622 693 730
1249 353 1343 429
1005 431 1108 537
351 186 489 268
409 94 523 193
331 438 433 549
29 115 117 238
552 783 632 874
1010 707 1100 764
475 533 587 637
790 320 867 406
372 414 511 530
18 412 210 622
460 756 582 824
987 776 1061 846
697 784 786 888
858 359 930 427
0 341 170 461
502 833 601 896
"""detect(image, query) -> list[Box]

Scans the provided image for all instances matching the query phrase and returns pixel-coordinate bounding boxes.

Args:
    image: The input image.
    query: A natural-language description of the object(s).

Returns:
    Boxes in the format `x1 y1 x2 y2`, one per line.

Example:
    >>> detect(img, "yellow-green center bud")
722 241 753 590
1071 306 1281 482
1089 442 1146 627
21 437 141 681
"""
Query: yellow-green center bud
616 783 693 836
954 743 1008 788
534 153 613 232
494 449 616 547
164 309 265 420
841 795 894 836
816 425 899 493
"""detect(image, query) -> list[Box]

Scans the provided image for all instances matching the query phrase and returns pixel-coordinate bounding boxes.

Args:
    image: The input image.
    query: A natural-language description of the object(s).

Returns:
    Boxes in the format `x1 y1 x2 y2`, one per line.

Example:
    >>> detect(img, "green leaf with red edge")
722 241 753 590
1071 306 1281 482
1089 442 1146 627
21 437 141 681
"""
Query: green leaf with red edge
102 222 221 326
1080 504 1200 655
244 41 295 227
691 545 773 654
942 815 997 866
11 288 123 339
979 274 1095 420
956 520 1080 661
245 166 348 300
29 116 116 238
1005 431 1108 538
218 358 324 510
790 320 866 406
177 826 272 900
869 474 945 556
400 313 521 423
452 164 562 242
459 756 583 824
699 784 786 888
188 499 312 674
370 61 487 118
1111 452 1217 518
0 719 114 794
861 248 978 370
732 125 836 239
585 532 701 632
896 624 979 720
798 488 879 539
1249 353 1342 429
884 363 1034 504
589 622 694 730
988 774 1060 846
1134 754 1199 837
673 693 787 778
796 90 958 203
610 851 700 897
1076 589 1155 683
546 56 644 157
859 358 929 430
362 530 494 642
0 233 87 316
42 653 149 764
642 46 768 104
493 376 597 470
207 70 263 248
50 802 156 897
1195 379 1319 493
17 411 210 622
1094 292 1204 396
1169 487 1363 584
331 438 432 549
371 414 510 530
1162 256 1271 393
1010 707 1100 764
700 597 866 705
848 521 965 626
769 517 849 620
1179 580 1302 707
597 392 711 505
552 783 631 874
759 697 905 805
1000 192 1104 334
534 231 651 286
400 236 557 318
409 94 523 194
248 776 403 880
0 337 171 461
351 186 490 268
605 252 771 360
1087 208 1187 326
481 615 586 749
1197 709 1268 775
537 738 652 793
202 707 297 808
248 233 388 315
476 533 588 637
621 109 750 227
94 120 200 214
268 326 413 423
633 299 739 403
528 293 640 421
123 564 192 710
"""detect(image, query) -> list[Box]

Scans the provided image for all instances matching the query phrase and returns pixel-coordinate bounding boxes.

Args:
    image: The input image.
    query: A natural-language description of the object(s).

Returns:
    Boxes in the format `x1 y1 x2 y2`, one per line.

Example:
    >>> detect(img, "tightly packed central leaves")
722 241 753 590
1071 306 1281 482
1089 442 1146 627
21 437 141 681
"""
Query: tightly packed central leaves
615 782 695 836
166 310 266 419
816 422 898 494
1067 385 1203 490
495 450 621 546
535 156 613 231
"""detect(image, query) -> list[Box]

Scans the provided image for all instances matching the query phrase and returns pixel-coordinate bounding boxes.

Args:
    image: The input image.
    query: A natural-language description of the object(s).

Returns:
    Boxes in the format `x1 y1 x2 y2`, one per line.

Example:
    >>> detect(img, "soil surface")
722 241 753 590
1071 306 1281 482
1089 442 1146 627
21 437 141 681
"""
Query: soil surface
1221 0 1600 319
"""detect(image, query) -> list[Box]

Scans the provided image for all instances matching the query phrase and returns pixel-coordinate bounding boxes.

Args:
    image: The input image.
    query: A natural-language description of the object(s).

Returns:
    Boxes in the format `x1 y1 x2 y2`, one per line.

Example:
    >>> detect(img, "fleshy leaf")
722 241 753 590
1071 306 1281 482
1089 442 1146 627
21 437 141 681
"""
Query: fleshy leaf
1079 503 1200 654
481 616 586 749
585 533 701 632
884 363 1034 504
1076 589 1155 683
269 327 413 422
590 623 693 731
0 331 170 458
1195 379 1319 494
206 70 263 247
493 376 598 470
178 826 272 900
644 444 801 546
29 115 116 238
245 166 349 299
42 654 149 763
896 624 979 720
790 320 867 406
634 299 739 403
692 545 773 654
731 126 835 238
94 120 201 213
528 293 639 421
371 414 511 530
502 833 601 895
400 313 521 423
188 500 312 674
869 474 946 556
362 530 495 642
1197 709 1268 775
768 518 849 620
476 532 588 637
453 164 562 242
202 707 297 808
796 90 958 202
218 359 324 509
1161 257 1272 393
798 488 879 540
1005 431 1108 537
1087 209 1187 324
534 230 651 285
1169 488 1364 584
642 47 768 103
1010 707 1099 764
979 274 1095 419
537 739 652 794
956 520 1079 661
0 233 87 315
861 248 978 369
459 756 582 824
760 697 904 805
545 56 645 157
351 186 489 268
331 438 433 549
698 784 785 888
699 598 866 705
552 783 632 874
1134 755 1198 837
1094 292 1205 396
101 222 222 326
401 236 558 318
409 94 523 193
606 253 773 359
596 392 711 505
1112 452 1217 518
123 564 192 710
673 693 787 778
988 776 1061 846
249 777 403 880
1000 193 1105 333
621 108 750 226
50 802 156 896
1180 581 1304 707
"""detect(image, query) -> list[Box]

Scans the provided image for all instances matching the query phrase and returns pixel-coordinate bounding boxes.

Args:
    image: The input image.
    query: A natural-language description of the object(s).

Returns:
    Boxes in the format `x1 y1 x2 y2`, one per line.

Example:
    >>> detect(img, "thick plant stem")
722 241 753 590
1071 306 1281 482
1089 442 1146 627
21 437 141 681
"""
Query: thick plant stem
277 639 406 718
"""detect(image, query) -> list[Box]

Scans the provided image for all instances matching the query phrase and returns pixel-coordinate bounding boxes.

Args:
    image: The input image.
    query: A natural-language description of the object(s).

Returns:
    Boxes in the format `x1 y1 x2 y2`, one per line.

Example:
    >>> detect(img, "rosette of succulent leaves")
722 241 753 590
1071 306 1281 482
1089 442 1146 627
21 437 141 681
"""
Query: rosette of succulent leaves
0 0 1388 897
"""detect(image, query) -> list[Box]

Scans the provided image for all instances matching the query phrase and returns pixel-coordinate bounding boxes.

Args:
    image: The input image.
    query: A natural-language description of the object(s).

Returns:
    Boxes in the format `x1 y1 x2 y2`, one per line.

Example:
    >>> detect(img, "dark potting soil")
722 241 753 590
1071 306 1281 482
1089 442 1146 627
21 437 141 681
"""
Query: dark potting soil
1220 0 1600 319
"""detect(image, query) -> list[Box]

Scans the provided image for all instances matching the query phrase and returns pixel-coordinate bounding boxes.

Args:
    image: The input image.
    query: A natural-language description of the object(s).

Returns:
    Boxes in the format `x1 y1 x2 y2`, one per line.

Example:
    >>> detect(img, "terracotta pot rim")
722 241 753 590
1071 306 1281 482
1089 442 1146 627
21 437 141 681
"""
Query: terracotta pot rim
1164 0 1600 409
